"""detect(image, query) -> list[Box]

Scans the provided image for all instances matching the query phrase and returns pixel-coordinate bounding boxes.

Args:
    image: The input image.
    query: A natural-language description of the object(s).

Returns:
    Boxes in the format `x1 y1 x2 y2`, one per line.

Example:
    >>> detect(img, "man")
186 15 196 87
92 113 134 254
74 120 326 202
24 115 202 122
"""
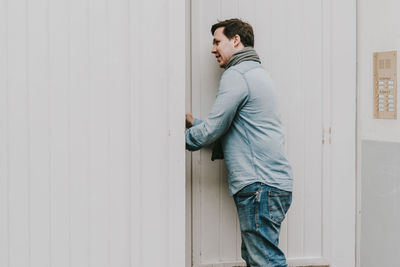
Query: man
186 18 293 267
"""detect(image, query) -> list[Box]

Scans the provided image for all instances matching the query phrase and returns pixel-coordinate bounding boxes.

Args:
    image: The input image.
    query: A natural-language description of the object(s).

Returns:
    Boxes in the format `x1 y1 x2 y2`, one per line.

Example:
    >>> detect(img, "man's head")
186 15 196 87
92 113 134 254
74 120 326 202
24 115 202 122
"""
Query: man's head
210 18 254 68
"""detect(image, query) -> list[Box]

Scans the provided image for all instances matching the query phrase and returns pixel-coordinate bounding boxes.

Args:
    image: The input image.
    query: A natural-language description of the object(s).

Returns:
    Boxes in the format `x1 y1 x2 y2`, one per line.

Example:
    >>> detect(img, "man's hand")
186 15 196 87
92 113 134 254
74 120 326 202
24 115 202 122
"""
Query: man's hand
186 111 194 128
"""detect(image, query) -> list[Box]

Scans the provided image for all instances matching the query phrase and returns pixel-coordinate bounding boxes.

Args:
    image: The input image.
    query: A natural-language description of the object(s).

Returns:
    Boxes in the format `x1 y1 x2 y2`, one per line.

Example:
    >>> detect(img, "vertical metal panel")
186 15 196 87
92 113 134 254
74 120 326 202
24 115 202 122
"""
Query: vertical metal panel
130 0 143 265
88 0 109 265
7 0 30 266
166 1 186 266
329 0 356 266
294 0 323 258
108 0 130 265
138 0 169 265
49 0 70 265
0 0 186 266
129 0 186 265
28 0 51 264
185 0 193 266
190 0 204 264
129 0 186 266
69 0 90 265
0 0 8 265
302 0 324 257
321 0 332 262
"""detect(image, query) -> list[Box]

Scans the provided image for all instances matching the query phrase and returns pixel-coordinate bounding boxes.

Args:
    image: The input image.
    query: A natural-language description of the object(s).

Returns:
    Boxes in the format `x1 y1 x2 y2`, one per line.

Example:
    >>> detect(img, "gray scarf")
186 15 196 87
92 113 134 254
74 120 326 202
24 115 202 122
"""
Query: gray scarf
224 46 261 69
211 47 261 161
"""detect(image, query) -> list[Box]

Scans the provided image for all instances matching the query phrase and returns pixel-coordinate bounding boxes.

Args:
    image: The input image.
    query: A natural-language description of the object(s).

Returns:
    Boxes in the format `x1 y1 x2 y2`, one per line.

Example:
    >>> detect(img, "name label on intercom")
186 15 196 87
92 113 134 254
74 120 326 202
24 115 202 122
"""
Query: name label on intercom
373 51 397 119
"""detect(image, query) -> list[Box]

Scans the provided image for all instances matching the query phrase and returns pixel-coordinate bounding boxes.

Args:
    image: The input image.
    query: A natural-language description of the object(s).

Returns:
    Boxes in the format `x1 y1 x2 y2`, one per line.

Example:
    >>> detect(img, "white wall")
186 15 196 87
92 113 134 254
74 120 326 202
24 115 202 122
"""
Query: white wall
357 0 400 266
0 0 186 266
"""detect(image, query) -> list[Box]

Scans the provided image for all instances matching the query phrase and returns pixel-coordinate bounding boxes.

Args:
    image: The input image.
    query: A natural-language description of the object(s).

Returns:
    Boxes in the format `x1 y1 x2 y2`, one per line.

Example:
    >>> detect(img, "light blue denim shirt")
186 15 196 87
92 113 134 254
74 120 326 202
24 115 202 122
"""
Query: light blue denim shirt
186 61 293 195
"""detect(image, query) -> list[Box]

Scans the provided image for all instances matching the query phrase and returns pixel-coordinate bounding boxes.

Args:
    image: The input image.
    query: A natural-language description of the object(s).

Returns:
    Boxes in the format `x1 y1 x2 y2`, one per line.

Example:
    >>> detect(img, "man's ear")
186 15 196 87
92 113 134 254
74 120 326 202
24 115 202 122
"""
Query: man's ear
233 34 241 47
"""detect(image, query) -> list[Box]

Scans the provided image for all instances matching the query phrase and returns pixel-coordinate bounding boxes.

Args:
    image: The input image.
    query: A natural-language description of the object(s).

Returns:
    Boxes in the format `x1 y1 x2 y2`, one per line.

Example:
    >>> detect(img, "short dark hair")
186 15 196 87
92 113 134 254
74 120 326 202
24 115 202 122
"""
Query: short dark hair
211 18 254 47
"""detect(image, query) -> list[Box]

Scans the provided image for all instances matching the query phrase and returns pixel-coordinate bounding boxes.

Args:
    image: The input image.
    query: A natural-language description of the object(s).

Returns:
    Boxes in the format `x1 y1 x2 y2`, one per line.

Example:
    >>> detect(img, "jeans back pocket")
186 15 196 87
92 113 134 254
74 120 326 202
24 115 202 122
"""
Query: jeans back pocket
268 189 292 224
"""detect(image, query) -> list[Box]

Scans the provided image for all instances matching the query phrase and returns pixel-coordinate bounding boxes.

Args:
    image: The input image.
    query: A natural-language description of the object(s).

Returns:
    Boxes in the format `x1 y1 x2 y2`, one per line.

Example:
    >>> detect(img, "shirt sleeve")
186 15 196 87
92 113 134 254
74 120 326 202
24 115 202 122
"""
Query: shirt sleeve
186 69 248 151
193 118 203 126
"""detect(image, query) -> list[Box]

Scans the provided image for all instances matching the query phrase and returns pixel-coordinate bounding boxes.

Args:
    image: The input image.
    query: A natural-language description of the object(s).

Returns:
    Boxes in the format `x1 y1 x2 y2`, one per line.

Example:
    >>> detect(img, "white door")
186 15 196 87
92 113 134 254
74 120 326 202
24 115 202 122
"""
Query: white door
188 0 356 266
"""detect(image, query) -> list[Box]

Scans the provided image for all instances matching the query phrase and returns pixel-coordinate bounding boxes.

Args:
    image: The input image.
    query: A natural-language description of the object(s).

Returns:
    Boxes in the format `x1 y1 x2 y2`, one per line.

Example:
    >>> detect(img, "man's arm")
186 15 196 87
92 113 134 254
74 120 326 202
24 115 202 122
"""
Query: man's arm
186 69 248 151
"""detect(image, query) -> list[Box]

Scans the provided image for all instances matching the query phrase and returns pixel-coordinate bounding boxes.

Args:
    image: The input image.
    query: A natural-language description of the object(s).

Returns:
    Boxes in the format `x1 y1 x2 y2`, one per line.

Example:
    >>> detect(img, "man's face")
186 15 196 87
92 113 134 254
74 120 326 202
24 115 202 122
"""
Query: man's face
211 27 237 68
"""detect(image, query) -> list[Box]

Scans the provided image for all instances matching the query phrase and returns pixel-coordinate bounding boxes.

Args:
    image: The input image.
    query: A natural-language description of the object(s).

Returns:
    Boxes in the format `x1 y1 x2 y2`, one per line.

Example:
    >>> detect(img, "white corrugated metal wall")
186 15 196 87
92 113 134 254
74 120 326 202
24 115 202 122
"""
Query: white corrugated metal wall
0 0 185 266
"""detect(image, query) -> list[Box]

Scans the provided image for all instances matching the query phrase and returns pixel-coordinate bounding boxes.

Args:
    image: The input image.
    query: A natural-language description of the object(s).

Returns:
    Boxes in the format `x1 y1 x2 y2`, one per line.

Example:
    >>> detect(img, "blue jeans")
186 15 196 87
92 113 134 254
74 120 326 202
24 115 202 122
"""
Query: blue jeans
234 182 292 267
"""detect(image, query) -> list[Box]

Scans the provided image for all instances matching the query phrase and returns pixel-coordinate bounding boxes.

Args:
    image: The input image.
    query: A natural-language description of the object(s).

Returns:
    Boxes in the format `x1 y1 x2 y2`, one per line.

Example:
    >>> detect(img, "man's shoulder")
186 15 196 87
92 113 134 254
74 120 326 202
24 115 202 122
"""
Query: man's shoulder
219 67 249 94
223 62 268 85
227 61 263 75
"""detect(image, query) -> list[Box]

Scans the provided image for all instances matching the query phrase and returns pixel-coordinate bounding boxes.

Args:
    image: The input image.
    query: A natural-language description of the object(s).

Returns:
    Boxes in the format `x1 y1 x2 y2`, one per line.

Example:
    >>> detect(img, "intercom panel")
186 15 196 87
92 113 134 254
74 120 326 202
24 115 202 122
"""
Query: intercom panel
373 51 397 119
